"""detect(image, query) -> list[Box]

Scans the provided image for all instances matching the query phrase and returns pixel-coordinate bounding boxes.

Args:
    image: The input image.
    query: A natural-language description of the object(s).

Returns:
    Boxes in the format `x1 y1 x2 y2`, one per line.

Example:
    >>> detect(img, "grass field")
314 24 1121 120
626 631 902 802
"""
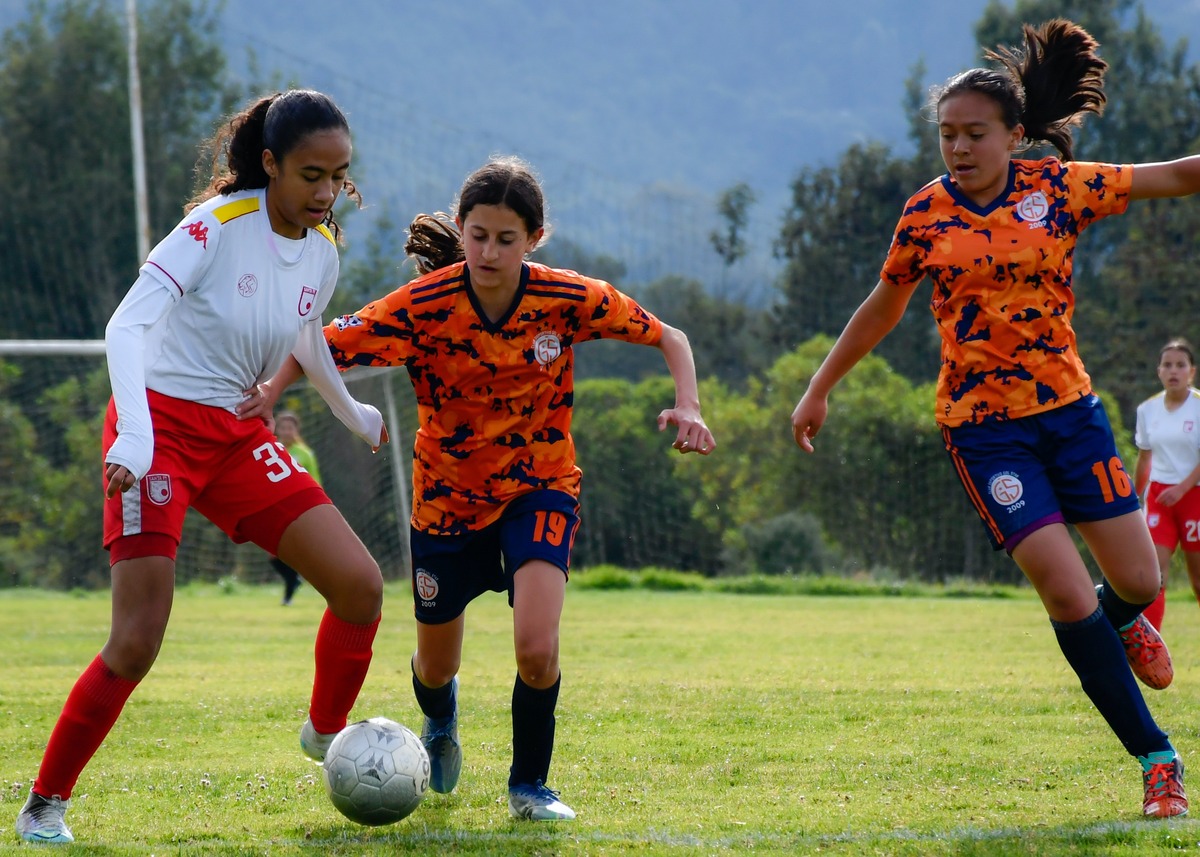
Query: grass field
3 579 1200 855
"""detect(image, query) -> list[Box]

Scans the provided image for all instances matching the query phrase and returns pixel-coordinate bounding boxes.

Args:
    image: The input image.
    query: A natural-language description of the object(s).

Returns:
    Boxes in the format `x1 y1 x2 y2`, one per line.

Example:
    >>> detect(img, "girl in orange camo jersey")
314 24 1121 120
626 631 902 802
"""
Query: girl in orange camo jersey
254 156 716 822
791 20 1200 819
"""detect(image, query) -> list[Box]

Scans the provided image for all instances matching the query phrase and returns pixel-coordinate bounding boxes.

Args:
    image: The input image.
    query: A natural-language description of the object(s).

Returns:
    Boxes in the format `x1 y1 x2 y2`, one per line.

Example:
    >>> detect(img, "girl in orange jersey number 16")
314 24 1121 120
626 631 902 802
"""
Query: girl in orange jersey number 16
254 156 716 821
791 20 1200 820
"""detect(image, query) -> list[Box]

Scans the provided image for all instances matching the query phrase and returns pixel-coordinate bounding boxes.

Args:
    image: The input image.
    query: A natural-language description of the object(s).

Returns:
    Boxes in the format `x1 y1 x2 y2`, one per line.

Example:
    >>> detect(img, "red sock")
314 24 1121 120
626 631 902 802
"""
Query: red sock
308 609 380 734
33 655 139 799
1144 586 1166 631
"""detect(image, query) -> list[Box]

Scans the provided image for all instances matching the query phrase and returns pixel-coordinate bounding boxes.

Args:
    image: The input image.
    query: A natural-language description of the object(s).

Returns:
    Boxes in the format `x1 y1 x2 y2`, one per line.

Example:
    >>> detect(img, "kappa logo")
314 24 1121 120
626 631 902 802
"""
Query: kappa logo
146 473 172 506
1015 191 1049 225
533 331 562 367
987 471 1025 510
414 569 439 604
237 274 258 297
182 220 209 248
298 285 318 317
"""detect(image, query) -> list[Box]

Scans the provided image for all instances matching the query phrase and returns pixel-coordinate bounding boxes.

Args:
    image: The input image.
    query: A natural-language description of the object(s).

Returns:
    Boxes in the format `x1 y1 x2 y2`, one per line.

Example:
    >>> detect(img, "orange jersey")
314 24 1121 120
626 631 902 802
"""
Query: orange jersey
326 261 664 534
880 157 1132 426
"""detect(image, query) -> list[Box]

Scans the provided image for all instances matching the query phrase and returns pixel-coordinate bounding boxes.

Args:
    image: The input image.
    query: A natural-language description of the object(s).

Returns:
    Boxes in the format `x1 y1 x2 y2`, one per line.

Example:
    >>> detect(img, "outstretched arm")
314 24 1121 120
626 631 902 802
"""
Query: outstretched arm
791 279 917 452
238 321 387 449
655 323 716 454
1130 155 1200 200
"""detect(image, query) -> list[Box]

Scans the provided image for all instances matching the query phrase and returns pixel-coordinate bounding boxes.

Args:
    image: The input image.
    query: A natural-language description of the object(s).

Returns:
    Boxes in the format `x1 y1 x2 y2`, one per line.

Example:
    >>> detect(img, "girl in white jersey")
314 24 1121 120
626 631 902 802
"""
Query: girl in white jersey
1135 339 1200 629
16 90 387 846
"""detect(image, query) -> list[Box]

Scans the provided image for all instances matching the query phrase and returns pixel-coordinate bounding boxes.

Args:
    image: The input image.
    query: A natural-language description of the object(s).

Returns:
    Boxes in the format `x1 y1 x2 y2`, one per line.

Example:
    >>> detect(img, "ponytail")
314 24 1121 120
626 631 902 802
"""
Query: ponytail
405 213 464 275
987 19 1107 161
933 19 1107 161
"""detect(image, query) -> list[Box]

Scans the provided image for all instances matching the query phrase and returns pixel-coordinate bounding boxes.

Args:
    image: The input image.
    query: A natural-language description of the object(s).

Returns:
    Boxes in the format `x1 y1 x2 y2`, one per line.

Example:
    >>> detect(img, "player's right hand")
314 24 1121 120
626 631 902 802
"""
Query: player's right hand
105 462 137 498
791 393 827 453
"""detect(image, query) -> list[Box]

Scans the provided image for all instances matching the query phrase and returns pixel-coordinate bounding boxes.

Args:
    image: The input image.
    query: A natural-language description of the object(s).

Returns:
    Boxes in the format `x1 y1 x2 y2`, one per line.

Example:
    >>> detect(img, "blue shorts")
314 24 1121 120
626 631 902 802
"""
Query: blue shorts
941 395 1140 552
409 489 581 624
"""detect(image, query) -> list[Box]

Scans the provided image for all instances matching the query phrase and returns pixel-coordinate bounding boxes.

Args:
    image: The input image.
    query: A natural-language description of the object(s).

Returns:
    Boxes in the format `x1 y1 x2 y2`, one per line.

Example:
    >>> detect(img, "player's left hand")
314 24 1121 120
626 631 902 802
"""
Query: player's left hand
658 407 715 455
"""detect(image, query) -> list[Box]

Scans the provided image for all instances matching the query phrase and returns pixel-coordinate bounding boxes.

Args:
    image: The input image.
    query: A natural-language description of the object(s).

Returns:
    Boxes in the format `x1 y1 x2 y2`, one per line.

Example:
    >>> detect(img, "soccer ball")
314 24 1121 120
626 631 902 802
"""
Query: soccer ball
321 717 431 826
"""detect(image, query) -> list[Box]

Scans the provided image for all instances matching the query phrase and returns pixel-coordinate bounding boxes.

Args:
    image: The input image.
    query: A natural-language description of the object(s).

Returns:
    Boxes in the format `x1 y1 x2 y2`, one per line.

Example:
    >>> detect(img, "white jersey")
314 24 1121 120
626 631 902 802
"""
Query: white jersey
139 187 339 409
1135 388 1200 485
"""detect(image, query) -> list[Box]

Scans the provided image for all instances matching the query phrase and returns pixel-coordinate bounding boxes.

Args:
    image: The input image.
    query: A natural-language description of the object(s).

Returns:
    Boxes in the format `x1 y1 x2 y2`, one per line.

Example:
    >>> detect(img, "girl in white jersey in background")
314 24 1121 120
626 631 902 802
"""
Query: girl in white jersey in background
16 89 387 845
1135 339 1200 630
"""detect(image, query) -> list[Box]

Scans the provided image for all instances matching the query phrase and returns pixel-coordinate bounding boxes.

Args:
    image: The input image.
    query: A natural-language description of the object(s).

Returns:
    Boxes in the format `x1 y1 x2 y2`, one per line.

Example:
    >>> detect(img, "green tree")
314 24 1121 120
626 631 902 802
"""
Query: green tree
771 142 941 383
572 376 723 573
0 0 239 343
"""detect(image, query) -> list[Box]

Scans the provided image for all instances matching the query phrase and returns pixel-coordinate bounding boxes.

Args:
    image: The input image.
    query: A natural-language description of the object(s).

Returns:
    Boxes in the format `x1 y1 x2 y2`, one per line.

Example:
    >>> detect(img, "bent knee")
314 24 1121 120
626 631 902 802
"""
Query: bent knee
102 636 162 681
515 644 558 686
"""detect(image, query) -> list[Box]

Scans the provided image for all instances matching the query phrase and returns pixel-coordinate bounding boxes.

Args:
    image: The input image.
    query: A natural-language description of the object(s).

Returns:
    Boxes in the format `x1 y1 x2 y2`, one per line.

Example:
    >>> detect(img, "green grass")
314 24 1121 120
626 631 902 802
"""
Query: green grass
3 581 1200 854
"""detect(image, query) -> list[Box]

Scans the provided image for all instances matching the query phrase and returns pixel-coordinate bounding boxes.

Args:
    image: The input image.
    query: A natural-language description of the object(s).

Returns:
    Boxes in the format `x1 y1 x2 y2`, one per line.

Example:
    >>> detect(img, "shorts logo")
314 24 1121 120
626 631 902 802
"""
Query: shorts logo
1148 513 1160 527
298 285 318 317
237 274 258 297
415 569 439 602
533 331 562 367
1015 191 1048 224
988 471 1024 507
146 474 172 506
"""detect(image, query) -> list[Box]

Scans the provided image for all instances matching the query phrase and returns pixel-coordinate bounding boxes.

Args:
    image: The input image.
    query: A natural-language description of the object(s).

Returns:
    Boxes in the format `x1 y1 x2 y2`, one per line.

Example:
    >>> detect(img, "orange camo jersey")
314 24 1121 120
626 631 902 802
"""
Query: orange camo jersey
325 260 663 535
880 157 1132 427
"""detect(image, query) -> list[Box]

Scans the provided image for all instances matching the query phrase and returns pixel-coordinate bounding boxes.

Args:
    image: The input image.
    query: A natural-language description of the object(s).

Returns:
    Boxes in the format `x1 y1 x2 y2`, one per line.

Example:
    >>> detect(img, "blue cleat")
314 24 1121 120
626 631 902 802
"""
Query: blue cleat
508 779 575 821
421 676 462 793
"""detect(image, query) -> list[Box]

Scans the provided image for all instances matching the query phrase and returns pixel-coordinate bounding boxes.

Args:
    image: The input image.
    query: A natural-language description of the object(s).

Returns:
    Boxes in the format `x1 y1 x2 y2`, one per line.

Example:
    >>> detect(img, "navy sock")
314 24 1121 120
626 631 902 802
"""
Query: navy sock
509 672 560 787
1052 607 1170 757
411 659 456 720
1096 579 1152 630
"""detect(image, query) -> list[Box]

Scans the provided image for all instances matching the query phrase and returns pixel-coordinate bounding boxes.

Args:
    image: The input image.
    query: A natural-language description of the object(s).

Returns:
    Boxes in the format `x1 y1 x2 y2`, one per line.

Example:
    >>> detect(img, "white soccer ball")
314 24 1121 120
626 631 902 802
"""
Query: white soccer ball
321 717 431 826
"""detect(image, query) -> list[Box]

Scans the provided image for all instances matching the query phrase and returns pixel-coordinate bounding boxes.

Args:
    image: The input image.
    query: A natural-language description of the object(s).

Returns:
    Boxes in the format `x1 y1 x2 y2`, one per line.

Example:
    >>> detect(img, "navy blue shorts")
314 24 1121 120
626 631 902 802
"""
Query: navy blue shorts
409 489 581 624
942 394 1140 552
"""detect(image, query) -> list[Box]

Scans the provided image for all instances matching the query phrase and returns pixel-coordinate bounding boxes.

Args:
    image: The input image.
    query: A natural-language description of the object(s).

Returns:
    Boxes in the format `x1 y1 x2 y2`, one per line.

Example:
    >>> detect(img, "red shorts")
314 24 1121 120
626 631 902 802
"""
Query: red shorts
1145 481 1200 553
103 390 330 562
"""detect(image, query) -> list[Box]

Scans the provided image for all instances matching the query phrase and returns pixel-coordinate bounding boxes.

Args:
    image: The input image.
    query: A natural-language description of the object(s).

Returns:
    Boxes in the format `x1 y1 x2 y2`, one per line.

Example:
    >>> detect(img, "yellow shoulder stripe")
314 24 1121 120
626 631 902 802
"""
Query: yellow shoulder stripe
315 223 335 245
213 196 260 224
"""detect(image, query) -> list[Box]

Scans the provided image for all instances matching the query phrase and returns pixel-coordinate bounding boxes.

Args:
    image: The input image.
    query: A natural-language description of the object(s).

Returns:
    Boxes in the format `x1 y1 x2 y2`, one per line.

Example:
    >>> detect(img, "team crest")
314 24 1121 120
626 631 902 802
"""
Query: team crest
533 331 562 367
237 274 258 297
414 569 439 603
987 471 1024 507
1015 191 1049 223
1147 512 1161 528
146 473 172 506
298 285 318 316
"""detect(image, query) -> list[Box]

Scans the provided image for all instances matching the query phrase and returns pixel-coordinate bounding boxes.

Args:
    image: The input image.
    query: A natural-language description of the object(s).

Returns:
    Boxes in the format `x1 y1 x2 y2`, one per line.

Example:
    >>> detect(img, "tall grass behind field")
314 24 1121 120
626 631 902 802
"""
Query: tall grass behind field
2 582 1200 854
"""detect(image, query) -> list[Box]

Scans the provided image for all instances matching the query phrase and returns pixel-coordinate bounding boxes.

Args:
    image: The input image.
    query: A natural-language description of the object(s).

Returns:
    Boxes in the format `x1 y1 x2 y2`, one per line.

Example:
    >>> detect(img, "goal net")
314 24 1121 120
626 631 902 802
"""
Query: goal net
0 341 414 590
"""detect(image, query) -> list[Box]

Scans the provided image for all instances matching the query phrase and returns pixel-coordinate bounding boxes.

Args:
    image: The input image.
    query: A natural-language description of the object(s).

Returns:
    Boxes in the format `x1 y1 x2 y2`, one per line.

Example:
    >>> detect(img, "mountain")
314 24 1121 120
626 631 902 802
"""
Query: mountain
6 0 1200 292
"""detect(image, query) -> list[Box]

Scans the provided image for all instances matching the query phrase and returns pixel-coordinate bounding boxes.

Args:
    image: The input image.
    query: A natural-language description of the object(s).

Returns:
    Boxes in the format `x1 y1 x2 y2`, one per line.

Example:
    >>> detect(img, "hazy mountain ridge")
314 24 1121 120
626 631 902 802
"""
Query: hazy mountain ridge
6 0 1200 287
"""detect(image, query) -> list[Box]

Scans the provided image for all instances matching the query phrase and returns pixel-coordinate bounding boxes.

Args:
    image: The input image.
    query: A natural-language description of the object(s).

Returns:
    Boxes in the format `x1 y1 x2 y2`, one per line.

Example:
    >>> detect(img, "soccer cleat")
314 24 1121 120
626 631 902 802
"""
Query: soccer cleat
421 676 462 793
1119 614 1174 690
299 718 337 763
15 789 73 844
508 779 576 821
1140 750 1188 818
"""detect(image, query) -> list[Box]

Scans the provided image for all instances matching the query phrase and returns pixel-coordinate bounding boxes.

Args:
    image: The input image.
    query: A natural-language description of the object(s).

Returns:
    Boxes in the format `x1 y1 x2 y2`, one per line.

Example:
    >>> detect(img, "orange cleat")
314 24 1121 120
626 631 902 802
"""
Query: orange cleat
1141 751 1188 819
1119 614 1173 690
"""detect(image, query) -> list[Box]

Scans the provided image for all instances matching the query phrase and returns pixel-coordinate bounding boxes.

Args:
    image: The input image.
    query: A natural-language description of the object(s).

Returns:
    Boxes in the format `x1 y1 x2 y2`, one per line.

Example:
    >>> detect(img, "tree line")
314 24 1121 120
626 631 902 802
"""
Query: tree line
1 0 1197 588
